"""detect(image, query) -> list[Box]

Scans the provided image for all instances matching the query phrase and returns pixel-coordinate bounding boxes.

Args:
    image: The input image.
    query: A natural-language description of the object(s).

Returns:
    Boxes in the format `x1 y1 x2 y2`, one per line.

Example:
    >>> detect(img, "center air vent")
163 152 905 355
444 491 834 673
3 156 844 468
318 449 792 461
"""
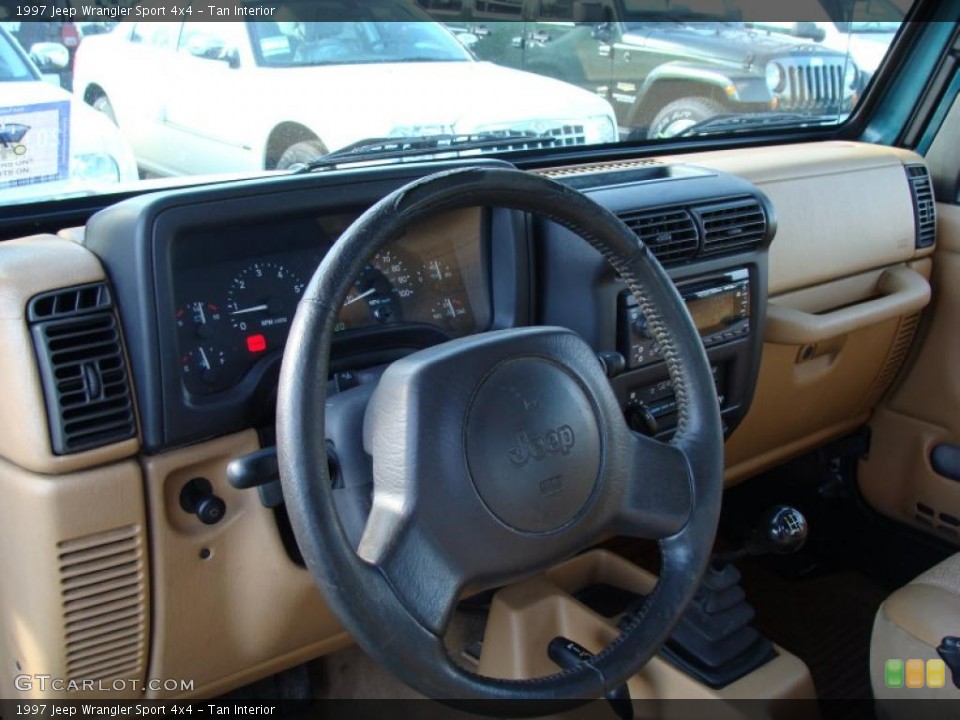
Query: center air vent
29 284 136 455
906 164 936 249
618 207 699 265
693 198 767 254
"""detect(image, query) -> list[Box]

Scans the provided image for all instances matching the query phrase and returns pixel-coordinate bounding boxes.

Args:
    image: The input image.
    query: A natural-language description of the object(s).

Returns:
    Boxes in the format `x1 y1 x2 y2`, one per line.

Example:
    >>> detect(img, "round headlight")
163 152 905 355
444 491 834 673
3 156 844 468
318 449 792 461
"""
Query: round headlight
843 61 859 90
765 62 785 94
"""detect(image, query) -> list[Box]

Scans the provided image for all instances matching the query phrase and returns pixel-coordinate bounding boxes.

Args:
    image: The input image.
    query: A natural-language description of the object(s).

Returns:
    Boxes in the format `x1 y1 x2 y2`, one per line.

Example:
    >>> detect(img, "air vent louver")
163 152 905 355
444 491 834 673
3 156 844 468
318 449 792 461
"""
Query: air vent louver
619 208 699 265
29 283 112 321
694 199 767 254
29 284 135 455
906 164 936 249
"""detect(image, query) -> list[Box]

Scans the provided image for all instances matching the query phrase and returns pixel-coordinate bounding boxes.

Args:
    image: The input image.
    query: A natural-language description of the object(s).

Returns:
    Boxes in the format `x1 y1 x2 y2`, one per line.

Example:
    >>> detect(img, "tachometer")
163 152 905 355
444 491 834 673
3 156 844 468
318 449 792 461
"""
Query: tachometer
226 262 304 352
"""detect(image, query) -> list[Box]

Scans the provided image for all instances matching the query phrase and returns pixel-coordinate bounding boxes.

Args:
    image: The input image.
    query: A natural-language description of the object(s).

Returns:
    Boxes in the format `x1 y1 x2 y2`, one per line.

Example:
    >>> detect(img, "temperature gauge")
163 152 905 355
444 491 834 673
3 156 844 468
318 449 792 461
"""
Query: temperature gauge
176 301 223 339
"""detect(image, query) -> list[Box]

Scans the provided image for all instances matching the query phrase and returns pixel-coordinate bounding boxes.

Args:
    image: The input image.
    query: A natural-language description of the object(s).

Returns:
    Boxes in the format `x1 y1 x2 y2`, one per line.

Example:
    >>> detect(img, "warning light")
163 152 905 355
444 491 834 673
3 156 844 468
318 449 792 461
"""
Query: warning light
246 334 267 354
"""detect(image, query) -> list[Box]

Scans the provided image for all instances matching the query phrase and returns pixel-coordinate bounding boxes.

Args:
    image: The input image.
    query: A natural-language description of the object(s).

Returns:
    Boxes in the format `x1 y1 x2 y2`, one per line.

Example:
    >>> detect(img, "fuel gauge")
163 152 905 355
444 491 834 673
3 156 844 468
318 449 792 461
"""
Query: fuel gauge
181 344 230 394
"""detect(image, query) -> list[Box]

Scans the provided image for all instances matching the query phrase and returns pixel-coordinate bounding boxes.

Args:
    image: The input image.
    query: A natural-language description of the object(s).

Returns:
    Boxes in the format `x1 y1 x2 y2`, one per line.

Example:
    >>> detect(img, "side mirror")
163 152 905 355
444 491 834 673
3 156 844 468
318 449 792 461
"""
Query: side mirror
591 23 613 43
573 1 607 24
29 42 69 72
224 47 241 69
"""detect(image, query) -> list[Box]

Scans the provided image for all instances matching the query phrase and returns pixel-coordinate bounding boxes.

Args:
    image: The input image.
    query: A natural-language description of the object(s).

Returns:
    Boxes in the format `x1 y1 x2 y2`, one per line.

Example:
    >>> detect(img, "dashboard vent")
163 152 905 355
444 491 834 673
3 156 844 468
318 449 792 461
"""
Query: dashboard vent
28 283 112 321
619 208 699 265
29 285 136 455
906 164 936 249
693 198 767 254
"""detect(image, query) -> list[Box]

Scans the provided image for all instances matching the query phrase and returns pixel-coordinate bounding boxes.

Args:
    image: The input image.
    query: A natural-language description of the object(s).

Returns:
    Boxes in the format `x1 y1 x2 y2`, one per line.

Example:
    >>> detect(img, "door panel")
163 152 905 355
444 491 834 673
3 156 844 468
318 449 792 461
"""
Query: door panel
860 203 960 543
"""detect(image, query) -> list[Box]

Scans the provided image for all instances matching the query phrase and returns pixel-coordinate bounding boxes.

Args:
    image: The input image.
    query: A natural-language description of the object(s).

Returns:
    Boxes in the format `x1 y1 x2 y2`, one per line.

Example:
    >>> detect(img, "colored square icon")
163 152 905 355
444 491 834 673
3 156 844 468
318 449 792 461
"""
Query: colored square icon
927 659 946 689
905 659 925 688
885 659 904 688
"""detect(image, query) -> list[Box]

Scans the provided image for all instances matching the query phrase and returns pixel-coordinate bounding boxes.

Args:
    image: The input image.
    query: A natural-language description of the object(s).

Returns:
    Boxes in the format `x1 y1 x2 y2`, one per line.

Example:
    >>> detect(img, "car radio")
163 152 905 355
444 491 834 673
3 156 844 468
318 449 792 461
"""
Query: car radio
618 268 751 369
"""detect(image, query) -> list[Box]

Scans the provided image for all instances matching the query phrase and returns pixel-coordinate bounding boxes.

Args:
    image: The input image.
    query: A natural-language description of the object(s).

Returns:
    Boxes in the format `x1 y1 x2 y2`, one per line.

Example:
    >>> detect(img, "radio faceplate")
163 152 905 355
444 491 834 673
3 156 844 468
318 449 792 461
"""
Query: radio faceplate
619 268 751 369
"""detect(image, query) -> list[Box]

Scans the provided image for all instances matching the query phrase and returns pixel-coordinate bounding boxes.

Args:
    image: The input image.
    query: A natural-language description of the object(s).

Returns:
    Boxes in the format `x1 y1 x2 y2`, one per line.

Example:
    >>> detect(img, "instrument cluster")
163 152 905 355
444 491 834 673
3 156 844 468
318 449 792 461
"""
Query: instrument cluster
171 210 488 396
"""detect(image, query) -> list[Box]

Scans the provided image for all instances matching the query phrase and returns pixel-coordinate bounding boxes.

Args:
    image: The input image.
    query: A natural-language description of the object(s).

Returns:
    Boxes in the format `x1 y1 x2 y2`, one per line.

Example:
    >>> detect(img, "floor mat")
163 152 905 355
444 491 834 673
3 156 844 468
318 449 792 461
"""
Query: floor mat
738 561 889 700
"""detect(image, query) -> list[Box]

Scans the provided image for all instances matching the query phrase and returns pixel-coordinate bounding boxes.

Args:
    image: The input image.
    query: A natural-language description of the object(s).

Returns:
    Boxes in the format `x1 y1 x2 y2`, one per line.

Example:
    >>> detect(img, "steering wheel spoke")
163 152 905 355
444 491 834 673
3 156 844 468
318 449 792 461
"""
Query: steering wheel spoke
360 513 467 636
613 431 694 540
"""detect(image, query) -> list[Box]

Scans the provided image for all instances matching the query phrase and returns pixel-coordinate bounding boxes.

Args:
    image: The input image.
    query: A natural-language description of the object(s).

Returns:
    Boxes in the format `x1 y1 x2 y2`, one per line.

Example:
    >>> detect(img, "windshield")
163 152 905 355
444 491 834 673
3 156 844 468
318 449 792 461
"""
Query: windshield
0 0 914 206
0 30 34 82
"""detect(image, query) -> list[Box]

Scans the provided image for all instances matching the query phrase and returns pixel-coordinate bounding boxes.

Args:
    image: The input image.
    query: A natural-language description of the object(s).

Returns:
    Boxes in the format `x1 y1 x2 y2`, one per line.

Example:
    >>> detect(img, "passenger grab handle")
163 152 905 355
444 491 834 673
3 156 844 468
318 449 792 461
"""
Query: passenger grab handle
765 265 930 345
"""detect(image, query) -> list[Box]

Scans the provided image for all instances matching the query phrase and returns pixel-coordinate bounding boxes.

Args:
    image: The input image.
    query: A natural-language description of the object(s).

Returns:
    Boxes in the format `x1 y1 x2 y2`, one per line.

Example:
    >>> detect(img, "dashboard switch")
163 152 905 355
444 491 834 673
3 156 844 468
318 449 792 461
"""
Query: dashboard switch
179 477 227 525
626 402 659 436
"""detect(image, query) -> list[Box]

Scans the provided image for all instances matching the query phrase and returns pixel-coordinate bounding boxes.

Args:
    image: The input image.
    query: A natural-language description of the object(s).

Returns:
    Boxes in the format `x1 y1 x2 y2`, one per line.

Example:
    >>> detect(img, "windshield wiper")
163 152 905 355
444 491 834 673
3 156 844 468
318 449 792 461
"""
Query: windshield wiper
291 132 558 173
676 112 840 137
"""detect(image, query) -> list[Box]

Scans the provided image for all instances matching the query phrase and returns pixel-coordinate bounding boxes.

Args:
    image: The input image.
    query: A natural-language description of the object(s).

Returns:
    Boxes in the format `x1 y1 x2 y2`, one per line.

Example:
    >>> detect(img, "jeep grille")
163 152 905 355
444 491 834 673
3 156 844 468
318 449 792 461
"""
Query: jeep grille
778 60 848 111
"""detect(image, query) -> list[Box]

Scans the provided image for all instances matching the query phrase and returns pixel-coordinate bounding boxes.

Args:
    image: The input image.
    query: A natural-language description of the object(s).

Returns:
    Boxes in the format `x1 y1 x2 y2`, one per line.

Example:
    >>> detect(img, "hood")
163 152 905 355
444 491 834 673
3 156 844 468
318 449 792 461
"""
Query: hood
257 60 616 149
1 79 138 205
625 24 848 66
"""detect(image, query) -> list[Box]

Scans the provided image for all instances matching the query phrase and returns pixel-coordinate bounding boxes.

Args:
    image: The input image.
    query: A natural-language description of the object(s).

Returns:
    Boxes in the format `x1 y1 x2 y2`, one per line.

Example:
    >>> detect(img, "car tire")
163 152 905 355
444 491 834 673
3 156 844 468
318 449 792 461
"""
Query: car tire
276 140 328 170
648 97 726 139
92 94 118 126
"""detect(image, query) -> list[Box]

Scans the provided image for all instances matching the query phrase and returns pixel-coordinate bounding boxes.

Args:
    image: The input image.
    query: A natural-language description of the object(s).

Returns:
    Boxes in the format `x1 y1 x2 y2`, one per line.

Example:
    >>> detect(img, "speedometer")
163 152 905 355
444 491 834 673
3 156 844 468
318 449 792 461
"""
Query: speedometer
226 262 304 353
338 250 422 330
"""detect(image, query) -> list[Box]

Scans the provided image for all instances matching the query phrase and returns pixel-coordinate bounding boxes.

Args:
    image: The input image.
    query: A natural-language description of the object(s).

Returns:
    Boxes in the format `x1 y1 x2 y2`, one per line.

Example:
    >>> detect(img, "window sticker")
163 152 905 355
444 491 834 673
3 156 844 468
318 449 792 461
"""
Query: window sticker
0 101 70 189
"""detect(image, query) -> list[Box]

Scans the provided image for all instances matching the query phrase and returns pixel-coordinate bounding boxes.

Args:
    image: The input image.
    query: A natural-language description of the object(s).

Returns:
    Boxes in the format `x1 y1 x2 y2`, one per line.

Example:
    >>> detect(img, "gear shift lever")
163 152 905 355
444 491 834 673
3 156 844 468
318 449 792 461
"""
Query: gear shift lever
717 505 808 564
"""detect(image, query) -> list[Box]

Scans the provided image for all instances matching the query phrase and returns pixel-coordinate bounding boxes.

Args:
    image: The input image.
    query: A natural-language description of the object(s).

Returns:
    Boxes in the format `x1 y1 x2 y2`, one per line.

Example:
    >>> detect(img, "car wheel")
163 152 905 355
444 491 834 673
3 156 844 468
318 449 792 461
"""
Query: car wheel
92 94 117 126
648 97 726 139
276 140 328 170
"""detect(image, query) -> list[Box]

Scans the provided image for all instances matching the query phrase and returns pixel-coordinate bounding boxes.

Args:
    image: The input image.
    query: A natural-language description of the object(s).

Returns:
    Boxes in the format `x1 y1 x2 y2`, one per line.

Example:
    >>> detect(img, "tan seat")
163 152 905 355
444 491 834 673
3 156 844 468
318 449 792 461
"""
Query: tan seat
871 553 960 700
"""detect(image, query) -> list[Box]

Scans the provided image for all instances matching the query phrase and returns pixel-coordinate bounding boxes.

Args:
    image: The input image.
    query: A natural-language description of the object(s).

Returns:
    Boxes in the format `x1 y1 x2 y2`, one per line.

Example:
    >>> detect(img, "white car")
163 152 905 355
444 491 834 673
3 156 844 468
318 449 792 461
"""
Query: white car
0 27 137 204
72 14 618 176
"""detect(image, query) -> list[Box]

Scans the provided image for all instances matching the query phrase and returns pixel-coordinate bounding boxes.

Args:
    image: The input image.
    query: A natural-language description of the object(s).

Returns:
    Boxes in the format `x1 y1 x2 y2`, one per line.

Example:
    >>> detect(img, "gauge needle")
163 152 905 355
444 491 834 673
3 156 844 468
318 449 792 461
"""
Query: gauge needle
197 303 207 325
230 304 269 316
344 288 376 306
198 346 210 371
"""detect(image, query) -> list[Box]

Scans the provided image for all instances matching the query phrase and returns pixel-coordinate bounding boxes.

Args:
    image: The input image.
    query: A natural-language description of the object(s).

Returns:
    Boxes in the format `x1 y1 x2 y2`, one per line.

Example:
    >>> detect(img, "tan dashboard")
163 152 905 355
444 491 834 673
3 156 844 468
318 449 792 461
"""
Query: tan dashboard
0 141 936 699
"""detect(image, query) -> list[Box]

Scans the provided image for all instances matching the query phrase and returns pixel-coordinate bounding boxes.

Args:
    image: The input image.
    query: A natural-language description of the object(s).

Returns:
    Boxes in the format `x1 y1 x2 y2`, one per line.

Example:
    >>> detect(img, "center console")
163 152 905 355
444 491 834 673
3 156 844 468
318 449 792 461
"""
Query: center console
537 162 772 441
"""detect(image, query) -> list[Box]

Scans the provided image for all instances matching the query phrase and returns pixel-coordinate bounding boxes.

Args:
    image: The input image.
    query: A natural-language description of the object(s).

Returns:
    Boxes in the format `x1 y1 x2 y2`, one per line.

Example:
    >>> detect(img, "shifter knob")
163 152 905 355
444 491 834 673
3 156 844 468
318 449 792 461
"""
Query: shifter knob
759 505 808 555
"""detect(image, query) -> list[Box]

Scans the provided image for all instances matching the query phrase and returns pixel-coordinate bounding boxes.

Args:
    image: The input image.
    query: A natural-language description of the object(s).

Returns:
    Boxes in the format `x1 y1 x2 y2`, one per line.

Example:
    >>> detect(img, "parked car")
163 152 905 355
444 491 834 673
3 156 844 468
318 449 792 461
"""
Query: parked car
422 0 861 137
0 27 138 205
749 20 902 85
72 11 617 176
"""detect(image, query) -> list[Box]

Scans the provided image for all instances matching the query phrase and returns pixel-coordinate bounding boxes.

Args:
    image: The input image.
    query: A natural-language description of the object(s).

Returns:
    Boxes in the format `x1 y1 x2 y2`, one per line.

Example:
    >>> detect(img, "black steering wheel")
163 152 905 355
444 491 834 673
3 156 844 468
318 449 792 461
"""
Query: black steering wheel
276 167 723 700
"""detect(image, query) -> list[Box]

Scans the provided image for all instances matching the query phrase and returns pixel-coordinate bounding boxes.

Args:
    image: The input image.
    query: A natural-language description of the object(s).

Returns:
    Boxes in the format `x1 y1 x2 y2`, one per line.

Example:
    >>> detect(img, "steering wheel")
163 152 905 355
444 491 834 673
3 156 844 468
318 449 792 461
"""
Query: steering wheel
277 167 723 700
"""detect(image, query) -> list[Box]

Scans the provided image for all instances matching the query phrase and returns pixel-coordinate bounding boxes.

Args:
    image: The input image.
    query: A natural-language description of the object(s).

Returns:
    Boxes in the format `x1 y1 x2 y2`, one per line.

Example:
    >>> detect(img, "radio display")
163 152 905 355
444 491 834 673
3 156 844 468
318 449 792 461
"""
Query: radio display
688 289 744 336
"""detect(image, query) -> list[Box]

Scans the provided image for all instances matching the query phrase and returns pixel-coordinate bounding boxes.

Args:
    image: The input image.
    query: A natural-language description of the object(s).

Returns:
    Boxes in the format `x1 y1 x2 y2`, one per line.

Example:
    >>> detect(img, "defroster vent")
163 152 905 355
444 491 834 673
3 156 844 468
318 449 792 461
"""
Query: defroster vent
619 208 699 265
906 164 936 249
694 198 767 254
29 284 136 455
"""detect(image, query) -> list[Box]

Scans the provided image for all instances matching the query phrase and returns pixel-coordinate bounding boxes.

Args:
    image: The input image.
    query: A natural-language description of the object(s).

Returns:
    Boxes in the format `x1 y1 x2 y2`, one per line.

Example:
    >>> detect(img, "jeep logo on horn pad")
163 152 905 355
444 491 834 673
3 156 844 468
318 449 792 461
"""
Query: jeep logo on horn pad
507 425 576 466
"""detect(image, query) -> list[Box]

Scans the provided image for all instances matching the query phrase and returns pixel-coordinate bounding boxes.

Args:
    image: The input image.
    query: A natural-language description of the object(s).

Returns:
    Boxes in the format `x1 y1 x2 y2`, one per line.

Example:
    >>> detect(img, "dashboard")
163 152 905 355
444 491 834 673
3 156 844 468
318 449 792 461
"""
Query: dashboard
0 141 936 702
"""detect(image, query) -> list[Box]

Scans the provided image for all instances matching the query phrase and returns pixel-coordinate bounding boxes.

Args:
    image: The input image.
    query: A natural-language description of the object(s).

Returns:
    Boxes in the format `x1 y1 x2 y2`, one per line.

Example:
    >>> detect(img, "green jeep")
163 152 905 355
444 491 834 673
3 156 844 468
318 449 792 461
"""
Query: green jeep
420 0 861 138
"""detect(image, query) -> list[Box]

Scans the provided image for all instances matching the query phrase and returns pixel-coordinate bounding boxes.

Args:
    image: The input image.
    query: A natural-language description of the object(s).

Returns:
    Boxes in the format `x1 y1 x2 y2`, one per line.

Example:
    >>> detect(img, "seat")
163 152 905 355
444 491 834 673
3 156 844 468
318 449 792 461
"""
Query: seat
871 553 960 699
